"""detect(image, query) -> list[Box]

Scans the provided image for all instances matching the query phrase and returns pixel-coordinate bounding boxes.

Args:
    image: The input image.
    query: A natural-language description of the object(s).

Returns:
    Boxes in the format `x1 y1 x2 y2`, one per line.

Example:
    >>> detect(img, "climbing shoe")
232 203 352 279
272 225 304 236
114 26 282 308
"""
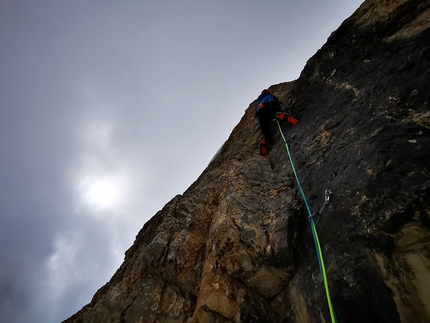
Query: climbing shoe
287 115 299 125
259 137 268 155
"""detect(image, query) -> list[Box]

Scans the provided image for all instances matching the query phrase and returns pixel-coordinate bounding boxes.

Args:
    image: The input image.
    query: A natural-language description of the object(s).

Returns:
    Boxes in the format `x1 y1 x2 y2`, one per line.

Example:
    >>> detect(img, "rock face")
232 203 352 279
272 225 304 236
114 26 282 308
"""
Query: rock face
64 0 430 322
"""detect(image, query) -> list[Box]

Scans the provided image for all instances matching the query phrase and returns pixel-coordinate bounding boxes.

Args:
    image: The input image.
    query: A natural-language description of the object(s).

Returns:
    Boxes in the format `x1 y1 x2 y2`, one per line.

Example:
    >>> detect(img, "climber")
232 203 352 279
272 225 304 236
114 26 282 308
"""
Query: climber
255 89 298 155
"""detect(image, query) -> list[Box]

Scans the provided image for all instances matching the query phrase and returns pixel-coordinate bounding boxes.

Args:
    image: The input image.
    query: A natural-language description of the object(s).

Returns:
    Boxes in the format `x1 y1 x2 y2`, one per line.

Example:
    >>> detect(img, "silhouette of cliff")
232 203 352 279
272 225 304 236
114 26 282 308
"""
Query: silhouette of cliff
65 0 430 322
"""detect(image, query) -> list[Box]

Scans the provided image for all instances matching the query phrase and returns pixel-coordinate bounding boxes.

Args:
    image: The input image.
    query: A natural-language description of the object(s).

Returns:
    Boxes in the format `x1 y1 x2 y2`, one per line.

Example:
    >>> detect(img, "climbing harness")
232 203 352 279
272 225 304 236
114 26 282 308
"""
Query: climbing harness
275 119 338 323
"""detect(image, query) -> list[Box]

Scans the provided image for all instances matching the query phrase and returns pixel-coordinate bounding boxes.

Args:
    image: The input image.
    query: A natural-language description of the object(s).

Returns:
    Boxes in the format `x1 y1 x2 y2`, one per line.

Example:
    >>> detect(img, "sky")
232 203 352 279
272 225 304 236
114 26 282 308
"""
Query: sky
0 1 363 322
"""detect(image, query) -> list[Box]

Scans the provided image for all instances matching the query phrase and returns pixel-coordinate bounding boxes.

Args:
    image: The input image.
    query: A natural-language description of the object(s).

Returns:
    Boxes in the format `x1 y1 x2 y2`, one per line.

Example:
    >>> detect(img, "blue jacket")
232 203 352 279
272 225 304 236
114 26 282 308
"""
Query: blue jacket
255 93 277 118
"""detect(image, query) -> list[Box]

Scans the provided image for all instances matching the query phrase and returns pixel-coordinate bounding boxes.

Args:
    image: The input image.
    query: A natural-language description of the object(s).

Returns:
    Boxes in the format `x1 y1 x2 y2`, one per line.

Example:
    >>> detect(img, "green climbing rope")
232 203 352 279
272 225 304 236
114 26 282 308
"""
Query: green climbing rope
275 119 338 323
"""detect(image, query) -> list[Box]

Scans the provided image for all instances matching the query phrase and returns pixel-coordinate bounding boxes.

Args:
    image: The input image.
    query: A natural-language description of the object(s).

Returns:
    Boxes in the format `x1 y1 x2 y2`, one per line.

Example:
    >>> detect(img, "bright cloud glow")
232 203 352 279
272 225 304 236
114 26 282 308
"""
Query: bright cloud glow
87 178 119 207
82 174 128 210
71 118 132 213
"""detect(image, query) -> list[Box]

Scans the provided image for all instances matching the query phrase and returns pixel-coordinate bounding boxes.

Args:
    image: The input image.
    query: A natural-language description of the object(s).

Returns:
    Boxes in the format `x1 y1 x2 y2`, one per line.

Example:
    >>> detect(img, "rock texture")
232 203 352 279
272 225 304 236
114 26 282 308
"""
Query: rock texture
64 0 430 322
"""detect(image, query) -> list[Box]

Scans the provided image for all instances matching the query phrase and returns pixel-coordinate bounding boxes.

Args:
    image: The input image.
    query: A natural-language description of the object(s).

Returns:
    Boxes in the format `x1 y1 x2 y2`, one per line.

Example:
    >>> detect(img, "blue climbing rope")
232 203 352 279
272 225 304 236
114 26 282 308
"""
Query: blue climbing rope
275 119 338 323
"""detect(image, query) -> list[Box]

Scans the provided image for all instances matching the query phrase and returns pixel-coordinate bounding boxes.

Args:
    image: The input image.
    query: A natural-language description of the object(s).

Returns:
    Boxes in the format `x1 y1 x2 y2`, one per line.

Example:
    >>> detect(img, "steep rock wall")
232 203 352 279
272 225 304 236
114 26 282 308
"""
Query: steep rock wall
65 0 430 322
280 0 430 321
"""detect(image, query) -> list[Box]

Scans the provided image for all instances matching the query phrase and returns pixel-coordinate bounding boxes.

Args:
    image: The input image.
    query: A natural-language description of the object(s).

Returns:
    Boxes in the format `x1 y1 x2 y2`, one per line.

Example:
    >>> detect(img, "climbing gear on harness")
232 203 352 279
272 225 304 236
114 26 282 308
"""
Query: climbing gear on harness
259 137 268 156
275 119 338 323
310 189 332 226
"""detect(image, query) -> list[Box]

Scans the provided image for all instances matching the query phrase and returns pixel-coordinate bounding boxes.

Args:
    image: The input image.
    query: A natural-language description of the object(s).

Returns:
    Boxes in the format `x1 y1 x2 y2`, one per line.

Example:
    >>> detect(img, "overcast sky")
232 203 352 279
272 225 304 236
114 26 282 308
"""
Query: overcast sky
0 1 363 322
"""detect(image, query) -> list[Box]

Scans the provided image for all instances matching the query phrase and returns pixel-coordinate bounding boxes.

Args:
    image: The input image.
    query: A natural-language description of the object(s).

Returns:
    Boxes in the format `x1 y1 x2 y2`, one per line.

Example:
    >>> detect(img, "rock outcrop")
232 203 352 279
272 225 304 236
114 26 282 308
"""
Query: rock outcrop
64 0 430 322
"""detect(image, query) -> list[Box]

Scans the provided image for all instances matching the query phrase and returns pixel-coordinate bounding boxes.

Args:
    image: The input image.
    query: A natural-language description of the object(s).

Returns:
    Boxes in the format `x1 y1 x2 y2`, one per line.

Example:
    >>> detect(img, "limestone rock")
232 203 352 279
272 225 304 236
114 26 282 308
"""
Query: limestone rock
64 0 430 322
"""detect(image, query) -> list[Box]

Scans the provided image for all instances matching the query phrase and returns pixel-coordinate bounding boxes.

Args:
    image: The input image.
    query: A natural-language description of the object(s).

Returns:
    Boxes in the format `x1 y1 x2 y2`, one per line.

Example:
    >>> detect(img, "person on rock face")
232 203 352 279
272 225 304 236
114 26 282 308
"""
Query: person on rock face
255 89 299 155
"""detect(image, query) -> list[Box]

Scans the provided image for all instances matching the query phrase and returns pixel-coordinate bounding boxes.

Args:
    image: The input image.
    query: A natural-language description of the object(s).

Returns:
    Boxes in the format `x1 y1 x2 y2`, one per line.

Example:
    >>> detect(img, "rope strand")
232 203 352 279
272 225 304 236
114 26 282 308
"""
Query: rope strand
275 119 338 323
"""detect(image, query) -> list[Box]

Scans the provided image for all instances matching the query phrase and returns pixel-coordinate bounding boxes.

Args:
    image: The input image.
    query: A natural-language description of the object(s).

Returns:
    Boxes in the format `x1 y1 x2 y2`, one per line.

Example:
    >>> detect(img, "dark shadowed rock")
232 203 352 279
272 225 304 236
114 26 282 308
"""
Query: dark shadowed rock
64 0 430 322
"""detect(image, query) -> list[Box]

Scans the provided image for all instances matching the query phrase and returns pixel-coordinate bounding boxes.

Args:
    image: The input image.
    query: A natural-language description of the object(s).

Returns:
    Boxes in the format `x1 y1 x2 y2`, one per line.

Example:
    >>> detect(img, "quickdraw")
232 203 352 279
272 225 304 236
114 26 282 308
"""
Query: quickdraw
310 189 332 226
